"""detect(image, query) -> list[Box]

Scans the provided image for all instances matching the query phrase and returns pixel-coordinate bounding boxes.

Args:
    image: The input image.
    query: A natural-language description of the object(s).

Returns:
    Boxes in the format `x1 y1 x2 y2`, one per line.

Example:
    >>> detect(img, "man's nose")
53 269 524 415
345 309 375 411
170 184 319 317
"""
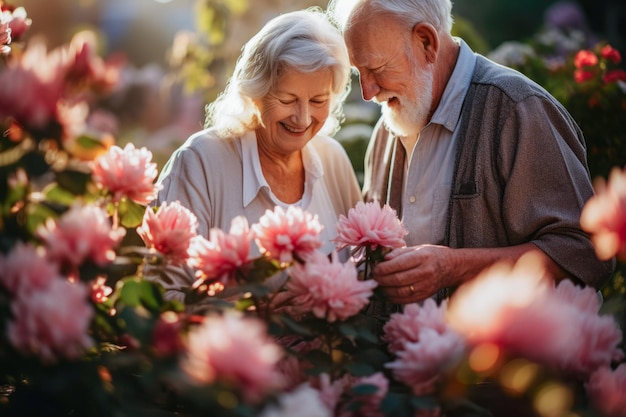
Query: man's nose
360 73 381 102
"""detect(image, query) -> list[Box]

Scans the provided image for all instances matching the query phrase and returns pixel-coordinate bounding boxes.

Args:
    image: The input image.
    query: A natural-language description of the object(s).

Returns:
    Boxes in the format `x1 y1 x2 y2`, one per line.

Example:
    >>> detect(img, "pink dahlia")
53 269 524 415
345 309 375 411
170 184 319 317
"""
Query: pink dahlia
285 251 377 322
37 203 125 267
137 201 198 265
188 216 253 284
0 241 60 296
383 299 451 354
585 364 626 417
343 372 389 417
91 143 160 205
8 279 94 363
386 327 466 395
581 166 626 261
333 201 406 255
182 311 284 403
252 206 323 264
447 255 623 377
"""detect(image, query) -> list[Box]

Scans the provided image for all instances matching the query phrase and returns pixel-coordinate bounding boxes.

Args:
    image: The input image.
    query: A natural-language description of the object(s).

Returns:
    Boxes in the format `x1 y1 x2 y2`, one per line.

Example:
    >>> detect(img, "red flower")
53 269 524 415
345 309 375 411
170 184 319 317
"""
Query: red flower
574 49 598 68
600 44 622 65
574 69 595 83
603 69 626 84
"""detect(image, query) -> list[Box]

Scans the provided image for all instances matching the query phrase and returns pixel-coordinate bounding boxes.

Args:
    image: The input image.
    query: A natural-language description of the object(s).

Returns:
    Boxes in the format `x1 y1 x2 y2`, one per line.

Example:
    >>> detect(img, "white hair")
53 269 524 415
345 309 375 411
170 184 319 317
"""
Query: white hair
205 7 352 137
328 0 454 35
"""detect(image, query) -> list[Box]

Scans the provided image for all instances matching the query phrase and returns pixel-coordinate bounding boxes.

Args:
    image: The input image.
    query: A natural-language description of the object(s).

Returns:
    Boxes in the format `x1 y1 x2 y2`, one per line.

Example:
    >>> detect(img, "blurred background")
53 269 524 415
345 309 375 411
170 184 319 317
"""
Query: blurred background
10 0 626 172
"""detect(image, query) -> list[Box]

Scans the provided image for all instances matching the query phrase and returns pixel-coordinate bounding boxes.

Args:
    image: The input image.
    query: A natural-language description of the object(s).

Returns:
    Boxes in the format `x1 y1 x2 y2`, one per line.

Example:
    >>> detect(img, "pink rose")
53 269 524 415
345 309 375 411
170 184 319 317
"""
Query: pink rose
182 311 284 403
137 201 199 265
0 241 60 296
585 364 626 417
91 143 161 205
8 279 94 363
253 206 323 264
333 201 406 255
188 215 253 284
581 166 626 261
37 203 125 268
285 251 377 322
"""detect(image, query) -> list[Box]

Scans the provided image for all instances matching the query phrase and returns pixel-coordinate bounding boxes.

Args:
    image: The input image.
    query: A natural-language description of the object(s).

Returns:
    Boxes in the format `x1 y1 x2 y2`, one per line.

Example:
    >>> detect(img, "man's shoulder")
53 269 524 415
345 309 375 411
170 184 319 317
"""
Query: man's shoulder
470 55 551 102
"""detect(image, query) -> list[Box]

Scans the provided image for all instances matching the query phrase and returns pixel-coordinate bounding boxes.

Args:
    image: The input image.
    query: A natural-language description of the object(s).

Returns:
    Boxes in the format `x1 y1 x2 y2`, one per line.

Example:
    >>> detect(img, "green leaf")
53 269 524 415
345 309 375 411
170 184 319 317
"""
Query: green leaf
55 169 92 195
351 383 381 396
117 277 164 313
117 199 147 228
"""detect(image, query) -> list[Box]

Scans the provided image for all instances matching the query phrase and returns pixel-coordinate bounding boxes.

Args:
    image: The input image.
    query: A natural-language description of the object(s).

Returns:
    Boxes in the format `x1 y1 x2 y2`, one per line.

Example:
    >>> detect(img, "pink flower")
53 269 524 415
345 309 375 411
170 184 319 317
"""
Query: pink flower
188 216 253 284
152 311 184 357
0 241 60 296
91 143 161 205
252 206 323 264
285 251 377 322
383 299 465 395
386 327 466 395
333 201 406 255
585 364 626 417
383 299 451 354
182 311 284 403
137 201 199 265
90 276 112 303
581 166 626 261
37 203 125 267
447 254 623 377
574 49 599 68
3 6 31 40
0 40 66 129
600 44 622 65
259 383 331 417
7 279 94 363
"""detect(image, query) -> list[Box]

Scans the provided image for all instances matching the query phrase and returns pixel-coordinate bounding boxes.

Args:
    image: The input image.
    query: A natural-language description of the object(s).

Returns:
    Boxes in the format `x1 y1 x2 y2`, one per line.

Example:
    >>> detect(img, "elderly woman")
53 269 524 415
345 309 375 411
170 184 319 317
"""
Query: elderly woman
153 8 362 304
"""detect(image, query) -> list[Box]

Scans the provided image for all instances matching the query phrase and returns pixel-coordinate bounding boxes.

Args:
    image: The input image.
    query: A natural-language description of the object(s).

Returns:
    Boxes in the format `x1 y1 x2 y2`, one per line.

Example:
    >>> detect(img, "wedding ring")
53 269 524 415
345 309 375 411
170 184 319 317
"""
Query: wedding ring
409 284 415 293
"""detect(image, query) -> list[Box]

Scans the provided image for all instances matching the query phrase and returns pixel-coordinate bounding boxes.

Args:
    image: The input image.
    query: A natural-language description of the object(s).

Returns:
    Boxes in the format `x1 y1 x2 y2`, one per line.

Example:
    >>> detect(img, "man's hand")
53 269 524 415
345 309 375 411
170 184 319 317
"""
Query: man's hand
372 245 452 304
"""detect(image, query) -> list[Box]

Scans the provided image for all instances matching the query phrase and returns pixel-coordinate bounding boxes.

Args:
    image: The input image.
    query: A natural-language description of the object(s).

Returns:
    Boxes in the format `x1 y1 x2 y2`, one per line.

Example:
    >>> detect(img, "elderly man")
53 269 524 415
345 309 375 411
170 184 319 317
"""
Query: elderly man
327 0 614 304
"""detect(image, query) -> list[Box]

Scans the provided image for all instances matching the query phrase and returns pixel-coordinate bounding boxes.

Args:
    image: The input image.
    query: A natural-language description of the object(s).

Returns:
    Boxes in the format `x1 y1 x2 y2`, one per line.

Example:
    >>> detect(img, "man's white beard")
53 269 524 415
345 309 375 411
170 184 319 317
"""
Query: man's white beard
381 65 434 138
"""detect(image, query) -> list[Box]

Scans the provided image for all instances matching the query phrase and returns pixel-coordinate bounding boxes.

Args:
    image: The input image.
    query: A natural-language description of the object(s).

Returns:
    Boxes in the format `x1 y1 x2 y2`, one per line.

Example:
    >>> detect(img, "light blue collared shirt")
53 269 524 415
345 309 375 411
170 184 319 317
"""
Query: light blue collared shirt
401 39 477 245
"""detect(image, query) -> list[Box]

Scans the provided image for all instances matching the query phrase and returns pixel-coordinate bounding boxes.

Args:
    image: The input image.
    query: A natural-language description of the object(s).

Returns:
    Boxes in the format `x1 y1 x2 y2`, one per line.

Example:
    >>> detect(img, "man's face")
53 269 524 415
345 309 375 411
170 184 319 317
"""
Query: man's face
345 12 434 137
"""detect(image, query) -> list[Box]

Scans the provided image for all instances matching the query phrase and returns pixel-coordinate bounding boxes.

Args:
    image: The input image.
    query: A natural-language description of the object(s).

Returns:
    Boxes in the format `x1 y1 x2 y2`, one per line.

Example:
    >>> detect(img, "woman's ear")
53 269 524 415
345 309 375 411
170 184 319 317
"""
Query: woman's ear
412 22 439 63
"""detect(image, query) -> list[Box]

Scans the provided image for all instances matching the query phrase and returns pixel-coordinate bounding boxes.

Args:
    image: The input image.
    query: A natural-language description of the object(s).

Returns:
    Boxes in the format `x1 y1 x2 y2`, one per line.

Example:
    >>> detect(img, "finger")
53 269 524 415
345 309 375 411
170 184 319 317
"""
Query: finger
383 246 414 260
379 283 428 304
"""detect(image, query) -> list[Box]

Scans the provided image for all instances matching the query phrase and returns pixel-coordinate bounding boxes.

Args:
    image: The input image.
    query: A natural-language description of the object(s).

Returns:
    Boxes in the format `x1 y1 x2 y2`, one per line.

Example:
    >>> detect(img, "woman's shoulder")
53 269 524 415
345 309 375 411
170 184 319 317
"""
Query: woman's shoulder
179 128 239 153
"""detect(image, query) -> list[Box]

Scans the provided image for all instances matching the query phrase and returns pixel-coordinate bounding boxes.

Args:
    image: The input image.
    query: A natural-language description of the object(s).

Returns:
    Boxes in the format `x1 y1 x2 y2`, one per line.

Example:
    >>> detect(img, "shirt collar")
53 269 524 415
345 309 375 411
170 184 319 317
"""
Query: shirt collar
241 131 324 208
430 38 476 132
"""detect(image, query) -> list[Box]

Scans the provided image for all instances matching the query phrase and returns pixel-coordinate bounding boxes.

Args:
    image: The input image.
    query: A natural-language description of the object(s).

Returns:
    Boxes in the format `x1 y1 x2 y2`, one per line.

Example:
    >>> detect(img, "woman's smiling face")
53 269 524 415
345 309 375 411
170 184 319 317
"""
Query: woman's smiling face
255 67 334 156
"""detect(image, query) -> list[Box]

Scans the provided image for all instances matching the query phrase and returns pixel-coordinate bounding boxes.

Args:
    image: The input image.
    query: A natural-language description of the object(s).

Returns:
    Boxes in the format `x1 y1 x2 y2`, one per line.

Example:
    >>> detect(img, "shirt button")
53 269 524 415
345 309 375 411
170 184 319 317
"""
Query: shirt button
408 195 416 203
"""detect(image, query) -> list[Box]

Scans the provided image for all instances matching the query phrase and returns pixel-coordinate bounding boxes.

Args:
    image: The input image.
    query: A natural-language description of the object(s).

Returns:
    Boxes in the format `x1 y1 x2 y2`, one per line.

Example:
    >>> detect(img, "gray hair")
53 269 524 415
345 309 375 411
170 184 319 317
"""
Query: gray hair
205 7 352 137
328 0 454 35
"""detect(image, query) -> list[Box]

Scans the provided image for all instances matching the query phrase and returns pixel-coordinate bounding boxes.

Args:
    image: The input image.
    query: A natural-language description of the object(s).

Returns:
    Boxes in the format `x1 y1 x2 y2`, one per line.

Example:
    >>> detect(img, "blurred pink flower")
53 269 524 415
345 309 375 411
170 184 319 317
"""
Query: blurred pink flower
333 201 406 255
137 201 198 265
188 216 253 284
259 383 331 417
585 364 626 417
285 251 377 322
581 166 626 261
386 326 466 395
253 206 323 264
2 6 31 40
0 40 66 129
600 45 622 65
447 255 623 377
383 300 465 395
0 241 60 296
383 299 450 354
90 276 112 303
182 311 284 403
152 312 185 358
66 31 120 92
92 143 161 205
7 279 94 363
37 203 125 267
